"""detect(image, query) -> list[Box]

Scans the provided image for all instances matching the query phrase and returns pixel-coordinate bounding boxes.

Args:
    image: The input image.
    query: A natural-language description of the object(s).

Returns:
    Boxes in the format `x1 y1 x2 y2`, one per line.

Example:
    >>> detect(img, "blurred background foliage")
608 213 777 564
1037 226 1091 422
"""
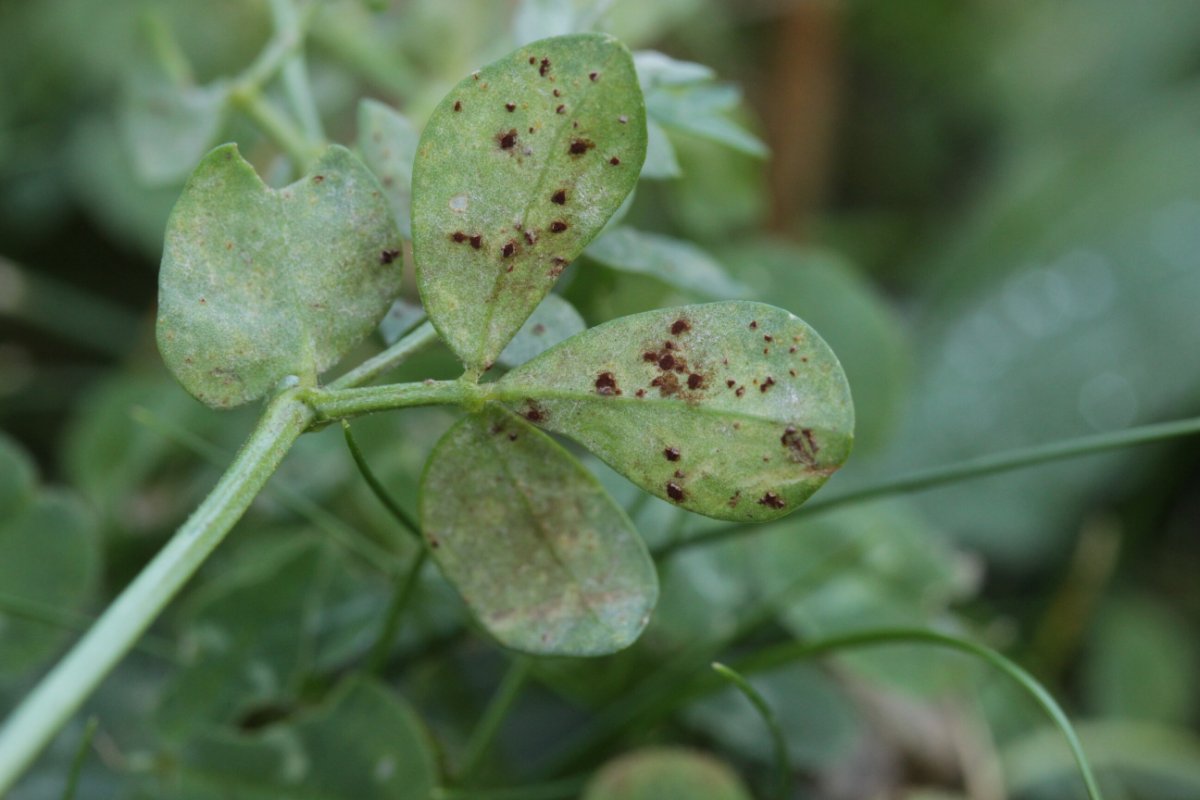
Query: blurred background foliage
1 0 1198 798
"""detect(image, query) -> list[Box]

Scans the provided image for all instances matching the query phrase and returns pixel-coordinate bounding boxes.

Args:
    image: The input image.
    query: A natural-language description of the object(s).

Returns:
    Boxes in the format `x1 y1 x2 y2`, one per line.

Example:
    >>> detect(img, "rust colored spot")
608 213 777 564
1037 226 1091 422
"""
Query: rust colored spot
199 297 207 304
549 220 569 233
556 104 566 114
594 371 619 396
501 240 517 258
469 234 483 249
664 340 676 351
635 388 646 398
609 156 621 165
726 379 736 388
549 257 569 277
781 426 820 466
758 492 786 510
749 321 759 330
651 372 680 397
589 71 599 81
523 401 547 423
671 318 691 335
735 386 745 397
451 231 467 243
312 174 324 183
553 88 561 98
801 356 809 363
658 353 676 370
728 492 742 508
498 129 518 149
539 57 551 76
763 348 770 355
568 138 595 155
764 334 773 342
789 369 797 377
666 482 686 502
663 447 681 462
760 376 776 393
529 56 536 65
643 351 658 362
453 100 462 112
789 346 797 353
551 189 567 204
687 373 704 390
380 248 401 264
505 102 516 112
524 230 537 246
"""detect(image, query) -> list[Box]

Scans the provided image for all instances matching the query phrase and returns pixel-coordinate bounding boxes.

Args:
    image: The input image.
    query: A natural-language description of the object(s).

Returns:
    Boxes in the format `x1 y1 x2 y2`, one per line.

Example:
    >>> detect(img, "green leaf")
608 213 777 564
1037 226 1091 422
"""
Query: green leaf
357 99 420 238
121 75 230 185
585 227 750 298
583 748 753 800
0 434 99 677
157 143 403 408
163 678 437 799
419 405 657 656
497 293 586 368
641 119 682 178
494 301 854 521
411 33 647 374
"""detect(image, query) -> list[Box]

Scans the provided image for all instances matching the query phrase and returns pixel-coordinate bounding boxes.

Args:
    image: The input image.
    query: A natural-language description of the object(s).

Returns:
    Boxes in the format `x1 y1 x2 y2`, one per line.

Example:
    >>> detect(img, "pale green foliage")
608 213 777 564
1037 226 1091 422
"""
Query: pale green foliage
583 747 753 800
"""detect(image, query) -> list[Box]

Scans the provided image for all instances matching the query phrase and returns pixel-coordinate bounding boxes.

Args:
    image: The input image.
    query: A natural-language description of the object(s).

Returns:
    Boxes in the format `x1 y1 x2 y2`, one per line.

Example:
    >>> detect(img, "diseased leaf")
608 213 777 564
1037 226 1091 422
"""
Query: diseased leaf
419 405 656 656
585 227 750 298
498 293 586 368
494 302 853 521
358 99 420 237
583 748 753 800
157 143 403 408
0 433 99 677
411 33 647 374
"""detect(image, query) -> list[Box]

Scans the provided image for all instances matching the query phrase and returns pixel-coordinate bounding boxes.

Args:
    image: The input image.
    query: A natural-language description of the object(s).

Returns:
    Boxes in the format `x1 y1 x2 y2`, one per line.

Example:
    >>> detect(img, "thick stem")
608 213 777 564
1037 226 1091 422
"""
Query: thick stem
0 391 312 794
306 379 471 421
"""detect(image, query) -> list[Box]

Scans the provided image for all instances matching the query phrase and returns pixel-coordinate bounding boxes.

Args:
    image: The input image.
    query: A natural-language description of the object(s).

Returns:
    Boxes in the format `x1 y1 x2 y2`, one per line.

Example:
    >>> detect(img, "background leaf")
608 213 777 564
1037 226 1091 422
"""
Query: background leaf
358 99 420 238
584 227 749 299
419 405 657 655
156 143 402 408
497 292 586 368
583 747 753 800
495 301 854 520
411 33 647 373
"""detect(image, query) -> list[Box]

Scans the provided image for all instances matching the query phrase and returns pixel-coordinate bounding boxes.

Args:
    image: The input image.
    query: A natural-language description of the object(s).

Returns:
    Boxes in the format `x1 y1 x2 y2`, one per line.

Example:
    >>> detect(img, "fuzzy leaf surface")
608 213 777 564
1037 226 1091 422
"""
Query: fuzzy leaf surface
495 301 854 521
411 33 646 374
157 144 402 408
420 405 656 656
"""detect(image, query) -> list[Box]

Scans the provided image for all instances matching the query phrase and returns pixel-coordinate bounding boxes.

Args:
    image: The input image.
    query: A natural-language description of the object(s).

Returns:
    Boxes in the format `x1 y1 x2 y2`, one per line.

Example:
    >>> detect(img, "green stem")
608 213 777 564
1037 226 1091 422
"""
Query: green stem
725 630 1104 800
342 421 421 537
459 657 534 785
366 550 428 676
60 718 97 800
230 86 322 170
0 390 312 795
307 379 471 421
658 414 1200 558
330 319 436 389
712 662 790 800
140 10 193 86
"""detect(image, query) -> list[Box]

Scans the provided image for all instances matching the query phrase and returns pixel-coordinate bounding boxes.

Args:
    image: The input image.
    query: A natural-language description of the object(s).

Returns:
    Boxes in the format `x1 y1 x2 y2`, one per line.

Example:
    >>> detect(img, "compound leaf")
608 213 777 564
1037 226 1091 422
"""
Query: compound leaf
411 33 646 374
157 143 403 408
419 405 656 656
494 301 853 521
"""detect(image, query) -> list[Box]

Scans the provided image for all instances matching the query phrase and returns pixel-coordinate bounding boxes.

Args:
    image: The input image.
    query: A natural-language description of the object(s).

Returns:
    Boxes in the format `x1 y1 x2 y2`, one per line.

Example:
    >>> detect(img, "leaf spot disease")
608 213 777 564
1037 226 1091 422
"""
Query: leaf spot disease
594 371 620 396
380 249 401 264
556 104 566 114
749 320 758 329
551 189 567 204
687 373 704 389
666 482 686 502
505 102 516 112
539 57 551 77
501 240 517 258
522 401 547 422
670 318 691 335
453 100 462 112
758 491 786 509
312 174 324 183
663 447 681 462
589 71 599 81
609 156 621 166
469 234 483 250
549 220 569 233
568 138 595 156
781 426 820 466
760 376 776 392
498 129 518 150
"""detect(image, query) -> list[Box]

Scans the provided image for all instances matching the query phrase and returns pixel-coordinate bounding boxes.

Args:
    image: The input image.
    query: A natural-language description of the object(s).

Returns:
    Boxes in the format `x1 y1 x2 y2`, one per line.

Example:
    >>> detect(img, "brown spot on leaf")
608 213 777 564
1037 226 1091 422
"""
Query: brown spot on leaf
505 102 516 112
549 220 569 233
666 482 686 502
781 426 820 466
726 379 736 388
498 129 518 149
312 174 324 183
664 447 681 462
671 318 691 335
651 372 680 397
529 56 536 65
453 100 462 112
643 351 658 363
539 57 551 76
553 89 561 97
728 492 742 508
735 386 745 397
687 373 704 390
674 469 685 479
657 353 675 370
556 104 566 114
758 492 786 509
609 156 621 165
469 234 483 250
594 371 619 396
635 388 646 398
501 240 517 258
568 138 595 156
549 257 569 277
451 231 467 243
524 230 537 246
789 346 797 353
380 248 401 264
760 376 776 393
749 320 758 329
523 401 547 423
551 189 567 204
764 334 773 342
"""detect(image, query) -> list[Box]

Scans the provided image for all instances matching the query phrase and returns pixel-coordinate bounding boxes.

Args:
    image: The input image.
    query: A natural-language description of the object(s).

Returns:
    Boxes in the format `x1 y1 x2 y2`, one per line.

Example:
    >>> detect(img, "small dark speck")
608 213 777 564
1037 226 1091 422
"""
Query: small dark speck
453 100 462 112
498 129 518 149
589 71 599 81
549 220 569 233
687 373 704 389
568 138 595 155
635 389 646 398
528 126 535 133
552 189 567 204
658 353 675 370
749 320 758 329
764 334 773 342
469 234 483 249
199 297 207 304
524 230 537 246
380 248 400 264
763 348 770 355
609 156 621 165
666 482 686 502
758 492 786 509
556 104 566 114
664 447 680 462
508 433 518 441
553 88 561 97
671 318 691 335
594 371 619 396
529 56 536 65
789 369 797 377
674 469 685 479
539 57 551 76
533 323 546 334
501 240 517 258
736 386 746 397
505 102 516 112
760 376 776 393
789 346 797 353
801 356 809 363
726 379 736 388
643 351 658 362
451 231 467 243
